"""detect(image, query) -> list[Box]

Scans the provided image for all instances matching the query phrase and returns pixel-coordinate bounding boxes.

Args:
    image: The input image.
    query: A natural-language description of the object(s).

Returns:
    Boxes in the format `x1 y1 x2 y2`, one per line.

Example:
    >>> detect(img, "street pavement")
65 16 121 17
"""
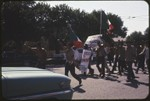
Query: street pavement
46 64 149 100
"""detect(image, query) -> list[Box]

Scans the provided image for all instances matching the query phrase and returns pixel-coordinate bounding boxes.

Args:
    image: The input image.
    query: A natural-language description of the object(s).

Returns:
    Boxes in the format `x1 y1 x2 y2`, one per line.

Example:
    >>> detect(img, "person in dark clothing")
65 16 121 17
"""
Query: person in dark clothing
64 42 82 85
87 46 94 76
136 45 146 74
118 44 127 75
107 45 115 66
35 42 47 69
125 42 136 82
111 45 119 73
143 42 149 74
22 44 37 66
96 42 107 78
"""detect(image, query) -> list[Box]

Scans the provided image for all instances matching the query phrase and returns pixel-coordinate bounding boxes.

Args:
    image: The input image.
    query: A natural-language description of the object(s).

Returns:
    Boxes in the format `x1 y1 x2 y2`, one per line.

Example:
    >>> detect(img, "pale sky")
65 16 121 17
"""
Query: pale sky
38 0 149 36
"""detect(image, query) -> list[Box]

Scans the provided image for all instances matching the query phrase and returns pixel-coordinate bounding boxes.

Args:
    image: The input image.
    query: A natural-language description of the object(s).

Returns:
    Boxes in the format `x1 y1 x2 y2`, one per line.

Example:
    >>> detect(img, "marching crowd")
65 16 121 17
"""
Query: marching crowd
2 40 149 85
64 41 149 85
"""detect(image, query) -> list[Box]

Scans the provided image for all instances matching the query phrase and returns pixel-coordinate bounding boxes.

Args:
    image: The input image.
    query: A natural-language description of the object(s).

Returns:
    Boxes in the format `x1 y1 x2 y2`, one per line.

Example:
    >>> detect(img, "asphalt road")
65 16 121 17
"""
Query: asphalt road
46 64 149 100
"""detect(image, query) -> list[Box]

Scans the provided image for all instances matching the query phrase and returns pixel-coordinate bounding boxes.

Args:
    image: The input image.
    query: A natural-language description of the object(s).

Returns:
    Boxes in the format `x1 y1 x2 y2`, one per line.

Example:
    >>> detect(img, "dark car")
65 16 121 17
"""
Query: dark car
2 67 73 100
47 53 66 65
2 50 37 67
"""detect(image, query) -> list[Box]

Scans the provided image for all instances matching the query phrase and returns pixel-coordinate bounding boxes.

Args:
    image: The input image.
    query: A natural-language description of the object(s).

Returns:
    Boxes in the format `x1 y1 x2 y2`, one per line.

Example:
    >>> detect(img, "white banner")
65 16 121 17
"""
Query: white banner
80 49 92 73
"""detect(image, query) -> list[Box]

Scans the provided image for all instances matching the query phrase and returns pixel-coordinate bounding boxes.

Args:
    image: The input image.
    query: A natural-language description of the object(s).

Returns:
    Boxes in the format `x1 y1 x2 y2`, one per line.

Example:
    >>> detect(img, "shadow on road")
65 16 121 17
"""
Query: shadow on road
124 79 139 88
104 75 121 83
78 74 100 80
73 85 86 93
124 79 149 88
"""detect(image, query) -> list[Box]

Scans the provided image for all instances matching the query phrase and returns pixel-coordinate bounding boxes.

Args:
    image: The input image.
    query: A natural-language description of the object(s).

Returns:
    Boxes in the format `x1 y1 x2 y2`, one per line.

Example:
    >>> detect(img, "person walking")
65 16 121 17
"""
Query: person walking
118 43 127 75
125 42 136 82
72 46 81 70
64 42 82 85
139 42 149 74
144 43 149 74
111 45 119 73
107 44 115 66
96 42 107 78
35 42 47 69
79 44 94 76
104 43 110 75
136 44 146 74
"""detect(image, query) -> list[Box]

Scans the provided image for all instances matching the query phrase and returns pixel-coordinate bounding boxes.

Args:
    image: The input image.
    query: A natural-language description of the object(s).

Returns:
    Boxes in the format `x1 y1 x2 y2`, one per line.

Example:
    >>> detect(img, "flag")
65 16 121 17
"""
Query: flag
100 10 114 34
108 19 114 31
72 36 83 48
67 22 83 48
107 19 114 34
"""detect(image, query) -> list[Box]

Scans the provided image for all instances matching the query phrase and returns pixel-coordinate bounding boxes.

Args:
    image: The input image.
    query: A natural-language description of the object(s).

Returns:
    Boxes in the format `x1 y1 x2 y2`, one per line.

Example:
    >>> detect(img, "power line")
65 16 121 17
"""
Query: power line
121 15 149 19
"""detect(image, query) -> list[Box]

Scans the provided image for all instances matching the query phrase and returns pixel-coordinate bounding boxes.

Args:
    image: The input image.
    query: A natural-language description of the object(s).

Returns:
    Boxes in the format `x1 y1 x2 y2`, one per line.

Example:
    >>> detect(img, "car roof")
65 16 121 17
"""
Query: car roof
2 67 68 79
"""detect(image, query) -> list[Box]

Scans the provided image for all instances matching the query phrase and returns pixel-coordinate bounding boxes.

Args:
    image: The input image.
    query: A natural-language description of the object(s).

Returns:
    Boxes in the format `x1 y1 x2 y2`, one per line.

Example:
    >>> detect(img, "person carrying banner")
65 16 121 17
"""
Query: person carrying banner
79 44 94 76
73 46 82 70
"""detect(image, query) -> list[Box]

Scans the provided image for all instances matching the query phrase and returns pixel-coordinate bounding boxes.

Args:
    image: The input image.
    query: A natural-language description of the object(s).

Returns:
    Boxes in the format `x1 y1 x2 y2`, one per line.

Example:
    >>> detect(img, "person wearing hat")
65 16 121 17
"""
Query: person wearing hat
64 42 82 85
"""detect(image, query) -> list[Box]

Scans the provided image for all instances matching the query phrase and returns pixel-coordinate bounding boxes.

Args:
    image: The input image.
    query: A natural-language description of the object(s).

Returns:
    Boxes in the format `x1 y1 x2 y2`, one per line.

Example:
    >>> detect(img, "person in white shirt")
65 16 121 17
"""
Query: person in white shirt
72 46 82 70
79 44 93 76
139 42 149 74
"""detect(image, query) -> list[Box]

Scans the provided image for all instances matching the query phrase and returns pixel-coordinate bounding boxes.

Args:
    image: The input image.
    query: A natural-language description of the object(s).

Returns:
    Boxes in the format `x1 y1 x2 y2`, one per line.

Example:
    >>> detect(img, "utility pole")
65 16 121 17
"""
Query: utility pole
100 10 102 35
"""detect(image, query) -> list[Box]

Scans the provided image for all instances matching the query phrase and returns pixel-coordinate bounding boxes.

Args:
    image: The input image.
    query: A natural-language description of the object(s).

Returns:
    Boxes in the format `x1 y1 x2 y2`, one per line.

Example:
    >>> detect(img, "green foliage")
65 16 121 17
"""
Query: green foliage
126 31 145 44
126 27 149 45
2 1 128 49
2 1 37 43
144 27 149 42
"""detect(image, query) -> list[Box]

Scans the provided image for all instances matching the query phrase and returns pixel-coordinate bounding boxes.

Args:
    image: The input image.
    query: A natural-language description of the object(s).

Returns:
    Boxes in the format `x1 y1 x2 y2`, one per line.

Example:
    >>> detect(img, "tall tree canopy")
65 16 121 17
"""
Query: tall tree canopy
126 31 145 45
2 1 129 49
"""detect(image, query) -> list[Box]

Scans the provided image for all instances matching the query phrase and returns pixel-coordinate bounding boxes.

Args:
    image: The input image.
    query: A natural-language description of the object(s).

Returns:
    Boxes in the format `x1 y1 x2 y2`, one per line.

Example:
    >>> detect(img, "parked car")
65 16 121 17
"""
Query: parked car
46 53 66 65
2 67 73 100
2 50 37 67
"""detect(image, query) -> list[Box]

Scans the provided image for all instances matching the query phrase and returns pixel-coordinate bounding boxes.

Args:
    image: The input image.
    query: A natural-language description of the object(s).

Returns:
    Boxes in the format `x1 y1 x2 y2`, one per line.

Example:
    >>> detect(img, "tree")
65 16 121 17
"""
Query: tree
1 1 128 50
126 31 145 45
1 1 37 44
144 27 149 42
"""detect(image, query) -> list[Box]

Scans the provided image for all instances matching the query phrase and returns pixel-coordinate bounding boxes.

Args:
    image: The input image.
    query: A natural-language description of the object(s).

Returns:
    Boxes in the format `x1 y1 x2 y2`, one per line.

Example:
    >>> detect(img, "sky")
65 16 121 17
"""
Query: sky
39 0 149 36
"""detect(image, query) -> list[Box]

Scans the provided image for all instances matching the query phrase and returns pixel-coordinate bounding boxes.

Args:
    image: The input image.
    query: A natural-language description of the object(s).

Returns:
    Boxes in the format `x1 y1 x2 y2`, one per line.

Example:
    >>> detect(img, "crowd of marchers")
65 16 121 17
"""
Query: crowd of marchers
64 40 149 85
2 40 149 85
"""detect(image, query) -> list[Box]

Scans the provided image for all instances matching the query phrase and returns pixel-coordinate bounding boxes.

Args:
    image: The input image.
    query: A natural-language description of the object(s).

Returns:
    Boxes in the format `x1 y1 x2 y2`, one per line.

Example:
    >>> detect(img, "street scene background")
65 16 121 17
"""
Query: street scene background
46 63 149 100
1 1 149 100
